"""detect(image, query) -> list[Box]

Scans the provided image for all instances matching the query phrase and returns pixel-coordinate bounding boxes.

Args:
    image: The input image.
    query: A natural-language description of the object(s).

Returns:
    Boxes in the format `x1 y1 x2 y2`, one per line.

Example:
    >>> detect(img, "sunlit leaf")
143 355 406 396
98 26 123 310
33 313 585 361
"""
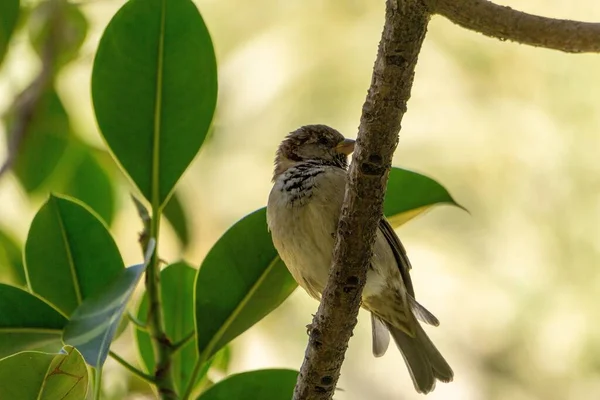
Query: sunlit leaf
195 209 297 362
92 0 217 206
0 284 67 358
0 346 88 399
384 167 465 227
136 262 197 394
0 0 19 66
24 194 124 316
164 191 191 248
197 369 298 400
63 241 154 368
0 228 25 287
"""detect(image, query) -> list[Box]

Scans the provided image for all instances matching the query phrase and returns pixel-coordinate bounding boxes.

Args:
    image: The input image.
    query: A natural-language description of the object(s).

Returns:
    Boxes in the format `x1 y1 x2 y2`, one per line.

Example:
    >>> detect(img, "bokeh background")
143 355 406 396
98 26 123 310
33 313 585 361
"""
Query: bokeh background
1 0 600 399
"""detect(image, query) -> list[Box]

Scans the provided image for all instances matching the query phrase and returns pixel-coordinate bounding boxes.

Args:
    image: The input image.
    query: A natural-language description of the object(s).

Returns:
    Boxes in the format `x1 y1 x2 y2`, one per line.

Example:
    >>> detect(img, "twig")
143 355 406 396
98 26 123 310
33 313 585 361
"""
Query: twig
428 0 600 53
0 0 62 180
132 193 176 397
171 331 195 353
127 311 149 331
131 195 151 254
145 221 176 398
293 0 431 398
109 351 157 384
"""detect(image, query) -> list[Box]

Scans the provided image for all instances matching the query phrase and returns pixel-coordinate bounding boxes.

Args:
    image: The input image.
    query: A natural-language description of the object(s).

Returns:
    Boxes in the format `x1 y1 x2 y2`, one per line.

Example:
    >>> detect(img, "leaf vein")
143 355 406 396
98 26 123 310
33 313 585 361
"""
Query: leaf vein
51 197 83 307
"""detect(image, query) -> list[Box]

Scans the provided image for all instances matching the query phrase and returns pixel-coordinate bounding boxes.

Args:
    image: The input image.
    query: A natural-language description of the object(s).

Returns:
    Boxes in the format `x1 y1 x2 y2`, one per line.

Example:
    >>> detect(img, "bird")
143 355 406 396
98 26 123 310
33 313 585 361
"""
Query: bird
266 124 453 394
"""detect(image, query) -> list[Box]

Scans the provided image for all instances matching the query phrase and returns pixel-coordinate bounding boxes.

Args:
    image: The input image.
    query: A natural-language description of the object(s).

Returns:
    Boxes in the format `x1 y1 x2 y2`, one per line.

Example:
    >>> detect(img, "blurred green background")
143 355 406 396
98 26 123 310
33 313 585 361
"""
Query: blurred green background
1 0 600 399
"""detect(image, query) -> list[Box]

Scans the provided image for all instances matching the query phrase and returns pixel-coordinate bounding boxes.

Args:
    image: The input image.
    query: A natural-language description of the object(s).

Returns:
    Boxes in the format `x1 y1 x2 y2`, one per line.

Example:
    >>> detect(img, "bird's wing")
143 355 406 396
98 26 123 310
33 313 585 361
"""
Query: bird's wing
379 218 415 297
379 218 440 327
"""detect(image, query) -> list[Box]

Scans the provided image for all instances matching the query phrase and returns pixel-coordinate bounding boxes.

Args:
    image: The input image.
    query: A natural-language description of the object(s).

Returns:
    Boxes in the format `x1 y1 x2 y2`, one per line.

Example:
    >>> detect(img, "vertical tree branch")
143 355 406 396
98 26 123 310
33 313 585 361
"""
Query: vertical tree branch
293 0 431 398
146 211 176 399
132 197 176 398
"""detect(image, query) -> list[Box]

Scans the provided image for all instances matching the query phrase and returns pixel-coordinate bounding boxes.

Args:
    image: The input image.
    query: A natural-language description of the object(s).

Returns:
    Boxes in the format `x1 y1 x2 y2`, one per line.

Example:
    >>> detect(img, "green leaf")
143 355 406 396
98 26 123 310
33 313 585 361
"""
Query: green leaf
135 262 197 394
164 191 190 248
0 0 19 66
384 167 465 227
28 0 88 68
24 194 124 316
0 346 88 399
0 284 67 358
63 241 154 368
63 148 116 225
197 369 298 400
92 0 218 207
0 228 26 287
8 89 71 193
195 208 297 362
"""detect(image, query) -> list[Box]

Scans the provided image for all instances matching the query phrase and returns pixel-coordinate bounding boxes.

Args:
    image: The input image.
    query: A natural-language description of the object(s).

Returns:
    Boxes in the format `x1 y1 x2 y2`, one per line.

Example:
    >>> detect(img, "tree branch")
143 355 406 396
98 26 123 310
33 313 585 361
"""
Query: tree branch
0 0 62 179
293 0 431 399
428 0 600 53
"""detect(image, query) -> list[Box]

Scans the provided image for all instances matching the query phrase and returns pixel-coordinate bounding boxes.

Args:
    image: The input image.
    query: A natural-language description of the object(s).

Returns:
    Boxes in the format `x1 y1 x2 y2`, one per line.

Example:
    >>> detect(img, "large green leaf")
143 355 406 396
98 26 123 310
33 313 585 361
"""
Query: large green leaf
197 369 298 400
0 346 88 399
0 0 19 66
0 228 25 287
195 209 297 362
0 284 67 358
63 148 116 225
8 89 71 193
24 194 124 316
92 0 217 207
136 262 197 395
63 241 154 368
384 167 465 227
164 191 191 248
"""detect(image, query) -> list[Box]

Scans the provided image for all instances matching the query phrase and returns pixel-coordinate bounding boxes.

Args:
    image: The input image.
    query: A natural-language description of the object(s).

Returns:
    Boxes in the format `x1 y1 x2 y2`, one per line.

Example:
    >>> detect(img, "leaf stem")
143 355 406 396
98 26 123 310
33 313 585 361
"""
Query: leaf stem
181 352 211 400
93 366 102 400
127 311 148 330
109 351 156 384
170 330 195 353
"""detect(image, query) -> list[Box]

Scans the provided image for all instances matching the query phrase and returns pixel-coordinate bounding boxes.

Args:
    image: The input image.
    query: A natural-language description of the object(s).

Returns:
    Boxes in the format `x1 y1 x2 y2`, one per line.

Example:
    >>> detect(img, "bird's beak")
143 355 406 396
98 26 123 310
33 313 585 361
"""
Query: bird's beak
335 138 355 155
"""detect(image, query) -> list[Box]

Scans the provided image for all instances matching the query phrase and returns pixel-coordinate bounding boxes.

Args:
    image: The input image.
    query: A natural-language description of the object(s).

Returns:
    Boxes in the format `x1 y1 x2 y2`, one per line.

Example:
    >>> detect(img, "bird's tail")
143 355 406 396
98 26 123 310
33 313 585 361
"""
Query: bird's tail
384 320 453 394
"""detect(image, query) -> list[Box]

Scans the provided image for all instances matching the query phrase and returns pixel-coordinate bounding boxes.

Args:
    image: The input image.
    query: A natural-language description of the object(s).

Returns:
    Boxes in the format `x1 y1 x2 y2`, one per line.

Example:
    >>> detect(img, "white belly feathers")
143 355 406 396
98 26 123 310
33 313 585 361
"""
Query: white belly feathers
267 163 391 300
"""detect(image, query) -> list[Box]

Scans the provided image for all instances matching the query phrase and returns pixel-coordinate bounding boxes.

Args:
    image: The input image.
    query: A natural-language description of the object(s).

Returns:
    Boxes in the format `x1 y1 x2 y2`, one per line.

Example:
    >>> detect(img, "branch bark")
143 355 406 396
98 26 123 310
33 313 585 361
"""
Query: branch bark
293 0 431 398
428 0 600 53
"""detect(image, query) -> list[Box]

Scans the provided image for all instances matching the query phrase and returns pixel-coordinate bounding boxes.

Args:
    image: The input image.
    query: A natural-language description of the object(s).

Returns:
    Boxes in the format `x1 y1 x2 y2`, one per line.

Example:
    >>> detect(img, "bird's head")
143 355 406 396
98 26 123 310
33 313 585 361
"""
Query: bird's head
273 124 355 180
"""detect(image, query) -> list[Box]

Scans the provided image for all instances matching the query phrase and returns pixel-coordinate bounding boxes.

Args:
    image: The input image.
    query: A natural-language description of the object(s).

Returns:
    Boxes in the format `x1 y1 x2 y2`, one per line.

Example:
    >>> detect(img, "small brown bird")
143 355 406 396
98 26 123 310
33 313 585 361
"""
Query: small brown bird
267 125 453 394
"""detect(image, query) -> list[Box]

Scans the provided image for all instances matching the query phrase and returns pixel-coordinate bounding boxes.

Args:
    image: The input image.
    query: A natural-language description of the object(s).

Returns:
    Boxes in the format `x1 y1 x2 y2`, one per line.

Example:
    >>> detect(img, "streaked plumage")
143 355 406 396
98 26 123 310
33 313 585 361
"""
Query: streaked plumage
266 125 453 394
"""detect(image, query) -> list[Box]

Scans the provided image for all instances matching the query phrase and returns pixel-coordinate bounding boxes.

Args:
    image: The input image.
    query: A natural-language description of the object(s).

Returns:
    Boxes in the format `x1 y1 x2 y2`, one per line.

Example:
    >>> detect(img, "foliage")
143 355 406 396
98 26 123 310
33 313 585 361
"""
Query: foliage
0 0 463 398
0 345 88 399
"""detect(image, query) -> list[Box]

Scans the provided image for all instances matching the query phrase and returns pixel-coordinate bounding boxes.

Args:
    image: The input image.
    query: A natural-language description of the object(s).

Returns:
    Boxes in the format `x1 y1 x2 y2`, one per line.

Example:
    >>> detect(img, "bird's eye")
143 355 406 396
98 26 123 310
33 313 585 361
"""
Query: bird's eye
317 137 329 145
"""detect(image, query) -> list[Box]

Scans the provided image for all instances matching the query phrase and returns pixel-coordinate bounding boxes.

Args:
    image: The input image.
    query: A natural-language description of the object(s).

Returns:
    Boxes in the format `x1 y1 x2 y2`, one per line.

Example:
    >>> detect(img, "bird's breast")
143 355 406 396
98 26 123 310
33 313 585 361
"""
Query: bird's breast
267 165 347 298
